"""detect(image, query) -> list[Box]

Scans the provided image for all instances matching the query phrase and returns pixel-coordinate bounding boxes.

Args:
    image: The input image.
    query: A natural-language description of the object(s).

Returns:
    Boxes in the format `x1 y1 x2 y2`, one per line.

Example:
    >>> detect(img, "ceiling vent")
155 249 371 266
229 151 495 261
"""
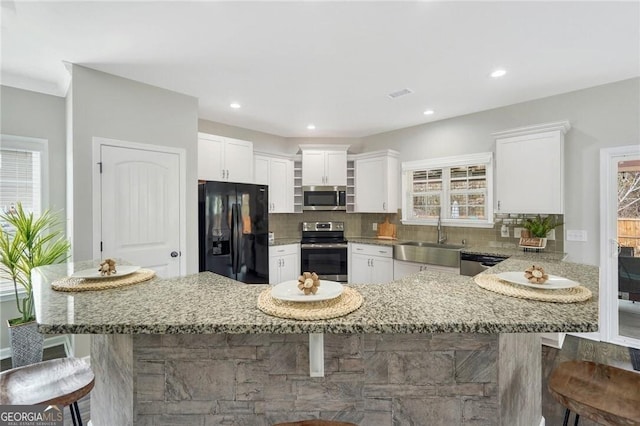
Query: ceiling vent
387 88 413 99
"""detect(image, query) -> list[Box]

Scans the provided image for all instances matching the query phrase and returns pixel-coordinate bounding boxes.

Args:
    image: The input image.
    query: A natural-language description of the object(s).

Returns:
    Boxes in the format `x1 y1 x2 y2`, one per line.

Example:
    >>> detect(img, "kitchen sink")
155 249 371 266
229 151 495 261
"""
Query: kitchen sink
393 241 463 268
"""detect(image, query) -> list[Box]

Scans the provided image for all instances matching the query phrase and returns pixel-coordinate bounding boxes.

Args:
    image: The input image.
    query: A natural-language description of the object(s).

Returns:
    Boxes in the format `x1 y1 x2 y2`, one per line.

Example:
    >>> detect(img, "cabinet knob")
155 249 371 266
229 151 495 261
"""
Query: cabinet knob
383 202 386 210
170 251 179 258
497 200 501 210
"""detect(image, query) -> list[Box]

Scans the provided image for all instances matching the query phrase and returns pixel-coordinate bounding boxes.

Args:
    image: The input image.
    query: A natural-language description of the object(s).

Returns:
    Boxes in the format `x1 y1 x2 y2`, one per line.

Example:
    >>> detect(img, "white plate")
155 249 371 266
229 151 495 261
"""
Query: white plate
496 271 579 289
271 279 343 302
71 265 141 279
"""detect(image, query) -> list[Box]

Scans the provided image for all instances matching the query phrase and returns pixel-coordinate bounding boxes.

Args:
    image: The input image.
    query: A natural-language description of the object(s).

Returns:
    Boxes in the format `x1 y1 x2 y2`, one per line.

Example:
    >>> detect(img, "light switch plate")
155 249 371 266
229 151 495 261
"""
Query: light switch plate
372 223 377 231
566 230 587 242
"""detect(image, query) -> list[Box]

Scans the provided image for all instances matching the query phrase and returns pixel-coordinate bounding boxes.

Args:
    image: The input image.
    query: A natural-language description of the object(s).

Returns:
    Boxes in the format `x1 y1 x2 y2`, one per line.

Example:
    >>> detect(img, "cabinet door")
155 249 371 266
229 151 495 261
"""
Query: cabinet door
355 156 385 212
370 256 393 284
225 137 254 184
198 135 225 181
350 253 371 284
270 158 294 213
302 151 326 185
496 132 563 213
325 151 347 186
268 254 280 284
279 252 299 282
393 260 423 280
254 155 270 185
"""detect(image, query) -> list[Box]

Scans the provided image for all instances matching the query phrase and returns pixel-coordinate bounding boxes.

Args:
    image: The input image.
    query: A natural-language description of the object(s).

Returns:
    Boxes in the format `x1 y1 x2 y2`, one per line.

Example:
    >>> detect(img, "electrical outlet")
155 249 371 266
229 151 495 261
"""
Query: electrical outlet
514 227 524 238
500 225 509 237
566 230 587 242
372 223 377 231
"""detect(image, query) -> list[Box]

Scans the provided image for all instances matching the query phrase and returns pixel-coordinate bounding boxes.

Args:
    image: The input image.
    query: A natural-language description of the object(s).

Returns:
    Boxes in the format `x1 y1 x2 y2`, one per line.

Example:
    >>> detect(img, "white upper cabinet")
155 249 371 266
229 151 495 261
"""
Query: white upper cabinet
494 121 570 214
254 153 294 213
300 145 349 186
354 150 399 213
198 132 254 183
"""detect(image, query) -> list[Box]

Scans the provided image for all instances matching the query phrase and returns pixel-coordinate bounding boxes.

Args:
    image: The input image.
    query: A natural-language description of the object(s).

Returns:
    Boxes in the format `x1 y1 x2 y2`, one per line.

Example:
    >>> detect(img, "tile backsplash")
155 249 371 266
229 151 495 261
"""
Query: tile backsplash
269 211 564 253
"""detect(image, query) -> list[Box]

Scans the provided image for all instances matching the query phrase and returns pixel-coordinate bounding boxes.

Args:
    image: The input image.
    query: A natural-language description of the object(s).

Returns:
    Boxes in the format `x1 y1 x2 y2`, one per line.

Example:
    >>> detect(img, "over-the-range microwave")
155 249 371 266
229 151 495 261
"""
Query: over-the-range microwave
302 186 347 211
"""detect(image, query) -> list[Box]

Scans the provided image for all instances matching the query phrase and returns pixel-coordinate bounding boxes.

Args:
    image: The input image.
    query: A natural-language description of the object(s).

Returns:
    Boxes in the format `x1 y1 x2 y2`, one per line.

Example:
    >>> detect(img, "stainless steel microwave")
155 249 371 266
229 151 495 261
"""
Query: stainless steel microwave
302 186 347 211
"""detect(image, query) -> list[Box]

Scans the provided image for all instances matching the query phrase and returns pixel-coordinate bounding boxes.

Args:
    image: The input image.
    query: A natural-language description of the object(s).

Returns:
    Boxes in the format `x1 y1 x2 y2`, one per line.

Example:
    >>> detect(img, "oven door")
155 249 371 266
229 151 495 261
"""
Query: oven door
300 243 348 282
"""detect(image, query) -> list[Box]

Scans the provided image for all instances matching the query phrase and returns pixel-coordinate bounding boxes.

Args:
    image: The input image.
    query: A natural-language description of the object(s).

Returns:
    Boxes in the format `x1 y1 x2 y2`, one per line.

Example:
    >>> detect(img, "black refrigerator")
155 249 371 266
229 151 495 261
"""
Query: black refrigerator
198 181 269 284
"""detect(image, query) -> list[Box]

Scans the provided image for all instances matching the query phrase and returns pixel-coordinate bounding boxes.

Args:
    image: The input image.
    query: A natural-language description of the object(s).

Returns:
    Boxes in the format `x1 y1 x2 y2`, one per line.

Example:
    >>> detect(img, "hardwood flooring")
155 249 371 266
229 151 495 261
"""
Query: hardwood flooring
2 336 637 426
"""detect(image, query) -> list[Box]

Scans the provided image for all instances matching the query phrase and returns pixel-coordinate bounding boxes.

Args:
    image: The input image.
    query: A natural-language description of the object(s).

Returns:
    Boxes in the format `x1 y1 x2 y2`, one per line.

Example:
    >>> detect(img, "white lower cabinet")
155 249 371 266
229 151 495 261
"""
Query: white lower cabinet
269 244 300 284
349 243 393 284
393 260 459 280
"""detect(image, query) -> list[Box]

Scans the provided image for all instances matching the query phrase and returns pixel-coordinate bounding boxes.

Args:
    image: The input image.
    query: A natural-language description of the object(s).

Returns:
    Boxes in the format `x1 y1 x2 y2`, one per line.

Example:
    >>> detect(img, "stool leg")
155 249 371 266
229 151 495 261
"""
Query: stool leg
574 413 580 426
73 401 83 426
69 403 78 426
562 408 570 426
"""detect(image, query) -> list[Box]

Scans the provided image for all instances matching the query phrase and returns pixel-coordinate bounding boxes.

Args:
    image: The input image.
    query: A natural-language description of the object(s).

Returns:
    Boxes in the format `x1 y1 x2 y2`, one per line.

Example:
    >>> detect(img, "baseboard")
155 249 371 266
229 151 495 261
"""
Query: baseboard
0 335 72 360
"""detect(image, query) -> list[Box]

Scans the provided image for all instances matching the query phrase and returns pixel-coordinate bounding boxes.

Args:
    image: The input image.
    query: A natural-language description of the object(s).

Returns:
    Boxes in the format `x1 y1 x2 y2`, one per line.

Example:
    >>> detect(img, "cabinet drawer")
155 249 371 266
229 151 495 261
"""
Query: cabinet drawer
270 244 299 257
350 243 393 258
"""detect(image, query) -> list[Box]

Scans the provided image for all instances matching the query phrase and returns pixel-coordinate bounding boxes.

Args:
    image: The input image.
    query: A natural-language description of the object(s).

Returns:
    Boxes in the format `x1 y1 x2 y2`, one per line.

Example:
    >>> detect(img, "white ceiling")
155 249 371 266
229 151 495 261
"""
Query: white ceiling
2 1 639 138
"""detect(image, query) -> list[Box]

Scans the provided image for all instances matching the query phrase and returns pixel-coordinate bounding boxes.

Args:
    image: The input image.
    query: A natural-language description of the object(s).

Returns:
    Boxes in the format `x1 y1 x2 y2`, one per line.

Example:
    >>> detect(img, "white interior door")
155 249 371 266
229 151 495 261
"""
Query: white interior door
100 145 181 278
600 146 640 349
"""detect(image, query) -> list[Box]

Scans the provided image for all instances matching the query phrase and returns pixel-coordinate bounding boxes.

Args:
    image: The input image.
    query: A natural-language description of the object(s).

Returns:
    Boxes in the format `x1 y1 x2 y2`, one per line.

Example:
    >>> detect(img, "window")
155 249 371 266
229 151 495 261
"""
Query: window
0 135 48 296
401 152 493 227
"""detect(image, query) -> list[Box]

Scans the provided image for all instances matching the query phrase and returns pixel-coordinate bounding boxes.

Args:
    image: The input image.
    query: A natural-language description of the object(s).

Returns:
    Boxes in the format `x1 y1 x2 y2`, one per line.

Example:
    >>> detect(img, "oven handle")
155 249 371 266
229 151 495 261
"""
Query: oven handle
300 243 348 249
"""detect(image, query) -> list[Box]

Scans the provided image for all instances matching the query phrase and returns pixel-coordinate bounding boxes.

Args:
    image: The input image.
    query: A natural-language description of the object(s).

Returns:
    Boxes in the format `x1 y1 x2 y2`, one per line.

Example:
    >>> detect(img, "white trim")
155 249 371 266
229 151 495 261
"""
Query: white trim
402 151 492 171
351 149 399 160
298 144 351 152
0 335 72 361
491 120 571 138
400 218 495 228
91 137 188 276
599 144 640 349
539 416 545 426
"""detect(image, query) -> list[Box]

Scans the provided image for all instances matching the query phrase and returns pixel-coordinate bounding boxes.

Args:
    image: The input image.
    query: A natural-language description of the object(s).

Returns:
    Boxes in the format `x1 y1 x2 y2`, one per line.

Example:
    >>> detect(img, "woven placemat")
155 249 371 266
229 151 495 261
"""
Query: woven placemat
474 273 592 303
51 269 156 292
257 286 363 320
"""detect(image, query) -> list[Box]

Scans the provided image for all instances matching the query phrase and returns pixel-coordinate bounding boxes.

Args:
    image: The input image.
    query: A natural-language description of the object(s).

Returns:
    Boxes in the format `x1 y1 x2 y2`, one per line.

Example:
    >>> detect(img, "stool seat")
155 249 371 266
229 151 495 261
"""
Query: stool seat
548 360 640 426
273 421 358 426
0 357 94 406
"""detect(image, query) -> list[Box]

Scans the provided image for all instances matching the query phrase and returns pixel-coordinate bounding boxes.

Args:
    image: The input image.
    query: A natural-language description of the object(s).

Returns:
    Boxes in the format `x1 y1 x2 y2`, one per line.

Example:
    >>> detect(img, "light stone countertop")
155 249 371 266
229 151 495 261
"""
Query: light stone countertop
32 257 597 335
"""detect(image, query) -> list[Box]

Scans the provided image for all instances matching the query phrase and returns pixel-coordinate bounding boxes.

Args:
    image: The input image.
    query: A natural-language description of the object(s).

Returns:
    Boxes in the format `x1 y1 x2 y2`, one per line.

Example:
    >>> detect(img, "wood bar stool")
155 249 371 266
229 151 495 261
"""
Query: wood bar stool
273 421 358 426
0 357 94 426
548 360 640 426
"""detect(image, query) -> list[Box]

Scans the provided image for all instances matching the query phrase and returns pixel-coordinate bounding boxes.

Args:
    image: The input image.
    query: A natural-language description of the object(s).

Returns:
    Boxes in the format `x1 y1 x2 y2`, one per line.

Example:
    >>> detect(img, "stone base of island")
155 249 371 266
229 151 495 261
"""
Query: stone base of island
93 333 539 425
32 257 598 426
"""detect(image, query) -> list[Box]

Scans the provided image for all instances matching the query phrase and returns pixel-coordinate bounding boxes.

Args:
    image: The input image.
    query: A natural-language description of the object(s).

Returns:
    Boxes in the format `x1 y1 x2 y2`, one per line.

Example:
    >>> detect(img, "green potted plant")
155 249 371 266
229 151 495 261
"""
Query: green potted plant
0 203 70 367
520 215 563 249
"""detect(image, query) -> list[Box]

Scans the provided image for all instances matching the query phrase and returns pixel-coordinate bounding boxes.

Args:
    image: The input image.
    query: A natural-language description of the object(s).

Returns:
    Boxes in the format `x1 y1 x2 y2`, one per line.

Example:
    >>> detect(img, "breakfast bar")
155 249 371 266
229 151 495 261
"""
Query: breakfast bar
32 258 598 425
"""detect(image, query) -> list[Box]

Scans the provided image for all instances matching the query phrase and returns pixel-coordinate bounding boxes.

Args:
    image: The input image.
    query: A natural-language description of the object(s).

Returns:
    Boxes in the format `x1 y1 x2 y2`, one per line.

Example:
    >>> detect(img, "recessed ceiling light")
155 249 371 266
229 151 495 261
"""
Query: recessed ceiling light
230 102 241 109
491 69 507 78
423 109 434 116
307 124 316 130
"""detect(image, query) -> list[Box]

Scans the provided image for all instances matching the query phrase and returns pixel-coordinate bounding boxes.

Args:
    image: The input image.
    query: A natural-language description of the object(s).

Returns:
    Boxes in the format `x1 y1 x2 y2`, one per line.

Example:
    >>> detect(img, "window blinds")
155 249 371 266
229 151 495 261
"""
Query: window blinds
0 148 41 215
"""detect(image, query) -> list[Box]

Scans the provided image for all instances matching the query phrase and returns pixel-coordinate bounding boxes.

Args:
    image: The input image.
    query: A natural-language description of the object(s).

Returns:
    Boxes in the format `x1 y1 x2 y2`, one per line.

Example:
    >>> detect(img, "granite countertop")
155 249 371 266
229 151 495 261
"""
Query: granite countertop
269 238 301 246
33 257 597 335
347 237 566 261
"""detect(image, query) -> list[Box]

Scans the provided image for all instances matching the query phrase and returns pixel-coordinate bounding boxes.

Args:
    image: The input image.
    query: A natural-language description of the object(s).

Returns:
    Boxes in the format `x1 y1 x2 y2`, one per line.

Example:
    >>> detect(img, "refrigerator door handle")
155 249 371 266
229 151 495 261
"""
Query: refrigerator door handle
232 204 242 274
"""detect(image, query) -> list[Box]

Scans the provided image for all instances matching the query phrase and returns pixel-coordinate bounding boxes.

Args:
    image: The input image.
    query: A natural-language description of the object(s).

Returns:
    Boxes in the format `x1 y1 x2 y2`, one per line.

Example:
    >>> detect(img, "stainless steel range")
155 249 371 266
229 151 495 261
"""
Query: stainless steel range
300 221 348 282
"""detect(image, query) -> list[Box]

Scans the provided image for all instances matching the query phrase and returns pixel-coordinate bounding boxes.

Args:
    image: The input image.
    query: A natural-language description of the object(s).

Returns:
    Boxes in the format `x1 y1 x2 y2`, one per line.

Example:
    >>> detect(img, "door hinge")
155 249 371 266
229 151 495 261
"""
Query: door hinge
98 162 103 173
100 241 103 252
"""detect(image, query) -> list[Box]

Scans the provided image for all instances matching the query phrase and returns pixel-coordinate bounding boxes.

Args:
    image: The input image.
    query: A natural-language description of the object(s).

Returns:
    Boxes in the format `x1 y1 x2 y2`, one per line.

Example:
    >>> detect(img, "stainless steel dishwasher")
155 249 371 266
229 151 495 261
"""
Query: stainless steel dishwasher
460 252 508 276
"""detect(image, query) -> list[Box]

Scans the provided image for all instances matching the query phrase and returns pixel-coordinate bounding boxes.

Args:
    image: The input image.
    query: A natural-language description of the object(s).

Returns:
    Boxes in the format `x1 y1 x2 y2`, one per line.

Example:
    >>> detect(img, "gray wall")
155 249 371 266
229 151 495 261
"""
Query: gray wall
362 78 640 266
199 119 288 153
69 65 199 273
0 86 67 353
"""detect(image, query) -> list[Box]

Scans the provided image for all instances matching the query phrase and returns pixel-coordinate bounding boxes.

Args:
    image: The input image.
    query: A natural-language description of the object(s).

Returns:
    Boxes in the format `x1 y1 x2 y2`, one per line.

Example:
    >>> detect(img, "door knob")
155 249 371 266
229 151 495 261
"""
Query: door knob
170 251 179 258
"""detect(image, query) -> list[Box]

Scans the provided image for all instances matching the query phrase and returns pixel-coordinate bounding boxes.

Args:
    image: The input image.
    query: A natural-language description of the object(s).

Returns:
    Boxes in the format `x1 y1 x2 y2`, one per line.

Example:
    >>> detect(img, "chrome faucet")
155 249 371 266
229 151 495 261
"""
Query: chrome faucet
437 207 447 244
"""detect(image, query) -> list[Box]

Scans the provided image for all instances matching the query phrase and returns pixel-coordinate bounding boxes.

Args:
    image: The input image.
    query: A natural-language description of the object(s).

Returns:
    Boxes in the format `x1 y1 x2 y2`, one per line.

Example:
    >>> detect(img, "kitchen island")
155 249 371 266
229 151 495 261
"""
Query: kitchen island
32 258 598 425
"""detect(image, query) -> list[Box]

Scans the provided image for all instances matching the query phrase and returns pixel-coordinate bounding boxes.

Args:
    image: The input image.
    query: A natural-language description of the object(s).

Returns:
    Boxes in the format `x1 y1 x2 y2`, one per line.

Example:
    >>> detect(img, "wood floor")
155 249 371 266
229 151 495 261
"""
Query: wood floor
2 336 637 426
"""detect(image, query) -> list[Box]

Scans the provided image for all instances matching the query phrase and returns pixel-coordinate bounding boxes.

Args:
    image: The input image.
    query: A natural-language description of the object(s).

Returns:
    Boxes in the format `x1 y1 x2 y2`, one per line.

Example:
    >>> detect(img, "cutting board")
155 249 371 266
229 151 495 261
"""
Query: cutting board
377 218 397 240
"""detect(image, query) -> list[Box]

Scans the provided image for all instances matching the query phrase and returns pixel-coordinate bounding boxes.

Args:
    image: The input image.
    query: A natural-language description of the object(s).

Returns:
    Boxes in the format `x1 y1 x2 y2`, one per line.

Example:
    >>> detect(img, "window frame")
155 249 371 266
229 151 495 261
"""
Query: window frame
401 152 494 228
0 134 49 300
